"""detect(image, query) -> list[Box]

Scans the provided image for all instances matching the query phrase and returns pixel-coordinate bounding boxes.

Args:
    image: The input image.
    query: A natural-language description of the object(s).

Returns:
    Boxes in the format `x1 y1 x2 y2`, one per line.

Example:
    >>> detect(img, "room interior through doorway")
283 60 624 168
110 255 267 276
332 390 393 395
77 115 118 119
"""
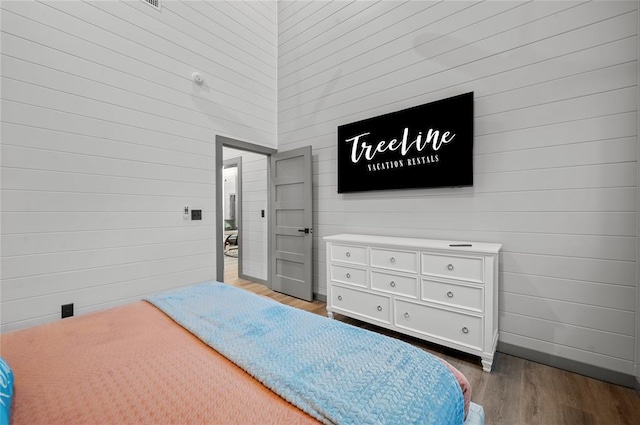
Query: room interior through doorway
222 159 240 283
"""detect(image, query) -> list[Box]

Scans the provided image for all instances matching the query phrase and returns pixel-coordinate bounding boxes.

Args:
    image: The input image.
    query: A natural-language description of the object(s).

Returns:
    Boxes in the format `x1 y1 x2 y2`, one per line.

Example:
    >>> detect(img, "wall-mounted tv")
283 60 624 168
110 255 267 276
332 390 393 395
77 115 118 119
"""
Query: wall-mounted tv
337 92 473 194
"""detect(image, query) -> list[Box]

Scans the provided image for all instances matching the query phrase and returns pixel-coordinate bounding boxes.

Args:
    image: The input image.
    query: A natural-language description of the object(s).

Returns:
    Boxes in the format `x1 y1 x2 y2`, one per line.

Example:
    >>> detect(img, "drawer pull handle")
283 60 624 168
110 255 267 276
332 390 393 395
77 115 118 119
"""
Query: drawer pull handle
462 327 469 334
447 291 454 298
346 273 351 279
346 252 351 257
403 312 410 319
390 281 396 287
377 305 383 311
447 264 454 271
337 295 342 301
390 257 396 263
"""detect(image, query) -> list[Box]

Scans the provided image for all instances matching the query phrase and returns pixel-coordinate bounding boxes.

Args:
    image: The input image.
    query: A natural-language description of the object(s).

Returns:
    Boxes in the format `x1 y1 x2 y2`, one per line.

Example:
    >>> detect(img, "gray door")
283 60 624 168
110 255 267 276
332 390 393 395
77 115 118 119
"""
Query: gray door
269 146 313 301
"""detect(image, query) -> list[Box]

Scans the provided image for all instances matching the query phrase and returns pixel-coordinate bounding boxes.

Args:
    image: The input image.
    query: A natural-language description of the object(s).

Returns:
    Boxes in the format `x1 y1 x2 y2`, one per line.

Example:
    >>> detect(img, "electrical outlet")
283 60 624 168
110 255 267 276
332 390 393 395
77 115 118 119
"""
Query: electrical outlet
61 303 74 319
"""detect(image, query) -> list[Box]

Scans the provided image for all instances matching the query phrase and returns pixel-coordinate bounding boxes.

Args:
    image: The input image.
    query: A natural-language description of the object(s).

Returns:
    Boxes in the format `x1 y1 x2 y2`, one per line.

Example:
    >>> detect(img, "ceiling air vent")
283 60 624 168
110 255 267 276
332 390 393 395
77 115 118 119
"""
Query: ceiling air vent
141 0 161 11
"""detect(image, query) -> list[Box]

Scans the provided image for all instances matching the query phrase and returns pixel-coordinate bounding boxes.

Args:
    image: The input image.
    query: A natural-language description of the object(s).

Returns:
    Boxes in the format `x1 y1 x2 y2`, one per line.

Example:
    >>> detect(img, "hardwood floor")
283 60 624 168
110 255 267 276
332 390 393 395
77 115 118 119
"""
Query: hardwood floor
223 252 239 283
226 273 640 425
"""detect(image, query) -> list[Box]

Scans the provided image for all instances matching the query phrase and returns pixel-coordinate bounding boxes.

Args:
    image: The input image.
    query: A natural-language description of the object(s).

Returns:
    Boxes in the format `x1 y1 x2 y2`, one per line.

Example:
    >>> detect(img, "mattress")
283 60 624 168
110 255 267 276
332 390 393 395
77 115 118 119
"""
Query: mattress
1 284 483 424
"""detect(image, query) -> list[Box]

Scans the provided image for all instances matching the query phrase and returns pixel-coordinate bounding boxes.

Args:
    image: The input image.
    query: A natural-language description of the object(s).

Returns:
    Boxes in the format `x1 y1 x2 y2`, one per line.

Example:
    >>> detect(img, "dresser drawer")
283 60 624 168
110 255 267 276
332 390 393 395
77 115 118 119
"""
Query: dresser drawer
371 248 418 274
394 299 482 351
331 244 368 266
330 264 367 288
331 285 391 324
371 271 418 299
421 253 484 283
421 279 483 312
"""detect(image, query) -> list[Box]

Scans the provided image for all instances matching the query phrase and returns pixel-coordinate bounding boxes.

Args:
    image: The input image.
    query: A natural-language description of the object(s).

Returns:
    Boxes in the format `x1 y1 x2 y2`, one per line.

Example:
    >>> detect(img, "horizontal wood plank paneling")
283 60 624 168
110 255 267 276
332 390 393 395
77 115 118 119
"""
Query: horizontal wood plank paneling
0 24 272 120
501 272 637 311
3 266 216 329
2 145 214 184
168 1 275 71
0 0 277 331
1 191 214 214
2 211 211 234
46 1 273 101
0 54 272 136
313 188 637 213
501 253 634 286
278 1 639 374
1 122 214 170
2 76 219 141
214 1 274 55
0 3 275 138
2 239 212 280
475 111 638 155
1 226 214 257
278 0 341 47
500 292 635 336
2 255 216 304
500 312 635 361
315 211 636 236
475 136 637 174
279 2 636 134
3 101 212 156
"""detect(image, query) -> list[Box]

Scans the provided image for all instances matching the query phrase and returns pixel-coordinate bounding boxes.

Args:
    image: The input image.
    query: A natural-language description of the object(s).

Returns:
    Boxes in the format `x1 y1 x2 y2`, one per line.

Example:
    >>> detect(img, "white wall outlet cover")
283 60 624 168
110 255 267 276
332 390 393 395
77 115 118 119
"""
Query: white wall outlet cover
192 72 204 85
183 206 190 219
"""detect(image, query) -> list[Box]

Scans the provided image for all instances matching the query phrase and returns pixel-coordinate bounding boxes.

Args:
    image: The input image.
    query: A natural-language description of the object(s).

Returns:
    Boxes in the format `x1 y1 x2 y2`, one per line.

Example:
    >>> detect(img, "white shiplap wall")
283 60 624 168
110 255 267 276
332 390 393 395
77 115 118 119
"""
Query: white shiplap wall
223 147 268 281
278 1 638 375
0 0 277 331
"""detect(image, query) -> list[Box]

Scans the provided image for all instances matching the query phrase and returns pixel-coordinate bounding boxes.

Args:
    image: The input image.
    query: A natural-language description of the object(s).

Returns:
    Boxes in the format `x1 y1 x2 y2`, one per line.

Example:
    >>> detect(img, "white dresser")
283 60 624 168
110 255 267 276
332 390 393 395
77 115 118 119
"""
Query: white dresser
324 234 501 372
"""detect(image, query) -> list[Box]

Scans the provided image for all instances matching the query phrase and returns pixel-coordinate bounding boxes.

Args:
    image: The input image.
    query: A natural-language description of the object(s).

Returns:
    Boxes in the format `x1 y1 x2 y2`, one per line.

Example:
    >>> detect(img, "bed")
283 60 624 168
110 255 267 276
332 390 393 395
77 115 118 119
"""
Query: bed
0 282 485 425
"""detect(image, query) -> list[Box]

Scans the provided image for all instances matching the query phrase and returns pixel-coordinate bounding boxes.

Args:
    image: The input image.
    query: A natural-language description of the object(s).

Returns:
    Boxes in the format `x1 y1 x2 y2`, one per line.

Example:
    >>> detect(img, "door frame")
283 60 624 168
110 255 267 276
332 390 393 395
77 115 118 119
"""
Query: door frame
215 135 276 284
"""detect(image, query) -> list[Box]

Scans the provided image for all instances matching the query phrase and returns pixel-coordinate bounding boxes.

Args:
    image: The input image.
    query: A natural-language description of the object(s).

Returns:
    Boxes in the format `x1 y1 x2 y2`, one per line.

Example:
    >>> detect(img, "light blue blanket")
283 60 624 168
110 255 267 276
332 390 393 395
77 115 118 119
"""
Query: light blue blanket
146 282 464 425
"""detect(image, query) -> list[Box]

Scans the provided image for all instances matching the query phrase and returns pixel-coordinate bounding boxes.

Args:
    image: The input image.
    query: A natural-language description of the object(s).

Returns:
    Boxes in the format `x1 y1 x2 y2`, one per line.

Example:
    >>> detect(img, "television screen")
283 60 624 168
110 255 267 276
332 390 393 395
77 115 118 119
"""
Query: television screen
337 92 473 193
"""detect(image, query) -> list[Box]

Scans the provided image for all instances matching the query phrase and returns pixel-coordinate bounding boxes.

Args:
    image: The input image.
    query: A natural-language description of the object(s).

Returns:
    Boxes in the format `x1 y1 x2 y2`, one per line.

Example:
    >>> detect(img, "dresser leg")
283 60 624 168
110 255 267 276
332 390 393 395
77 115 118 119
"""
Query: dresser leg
481 333 498 372
327 310 334 319
481 357 493 373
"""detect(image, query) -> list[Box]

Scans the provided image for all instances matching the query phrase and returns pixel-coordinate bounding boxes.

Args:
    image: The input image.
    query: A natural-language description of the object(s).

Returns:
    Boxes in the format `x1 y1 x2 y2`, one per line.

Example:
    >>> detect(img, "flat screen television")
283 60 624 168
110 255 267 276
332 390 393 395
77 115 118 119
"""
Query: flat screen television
337 92 473 194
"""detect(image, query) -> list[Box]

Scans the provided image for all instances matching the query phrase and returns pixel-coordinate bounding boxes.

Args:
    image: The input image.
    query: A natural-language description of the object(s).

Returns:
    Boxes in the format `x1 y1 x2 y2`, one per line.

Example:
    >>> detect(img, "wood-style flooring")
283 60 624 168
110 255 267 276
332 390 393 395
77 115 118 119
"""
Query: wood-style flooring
223 260 639 425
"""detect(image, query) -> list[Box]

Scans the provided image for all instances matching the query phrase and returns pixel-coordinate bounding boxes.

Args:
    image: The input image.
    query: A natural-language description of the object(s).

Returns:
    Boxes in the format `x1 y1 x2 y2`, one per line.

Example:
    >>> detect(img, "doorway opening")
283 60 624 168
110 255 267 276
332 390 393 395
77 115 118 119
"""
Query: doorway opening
216 136 275 286
222 158 241 282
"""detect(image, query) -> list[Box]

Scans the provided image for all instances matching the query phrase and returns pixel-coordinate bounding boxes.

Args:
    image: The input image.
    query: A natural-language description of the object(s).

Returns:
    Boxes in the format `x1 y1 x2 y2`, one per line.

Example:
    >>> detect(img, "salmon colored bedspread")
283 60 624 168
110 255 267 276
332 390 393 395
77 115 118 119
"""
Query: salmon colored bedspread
0 302 320 425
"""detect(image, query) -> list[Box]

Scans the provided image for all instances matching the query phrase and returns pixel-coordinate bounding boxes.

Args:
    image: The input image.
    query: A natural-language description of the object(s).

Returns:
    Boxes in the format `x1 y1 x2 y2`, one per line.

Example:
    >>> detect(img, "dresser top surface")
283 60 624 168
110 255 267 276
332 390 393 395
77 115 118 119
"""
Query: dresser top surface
324 234 502 254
